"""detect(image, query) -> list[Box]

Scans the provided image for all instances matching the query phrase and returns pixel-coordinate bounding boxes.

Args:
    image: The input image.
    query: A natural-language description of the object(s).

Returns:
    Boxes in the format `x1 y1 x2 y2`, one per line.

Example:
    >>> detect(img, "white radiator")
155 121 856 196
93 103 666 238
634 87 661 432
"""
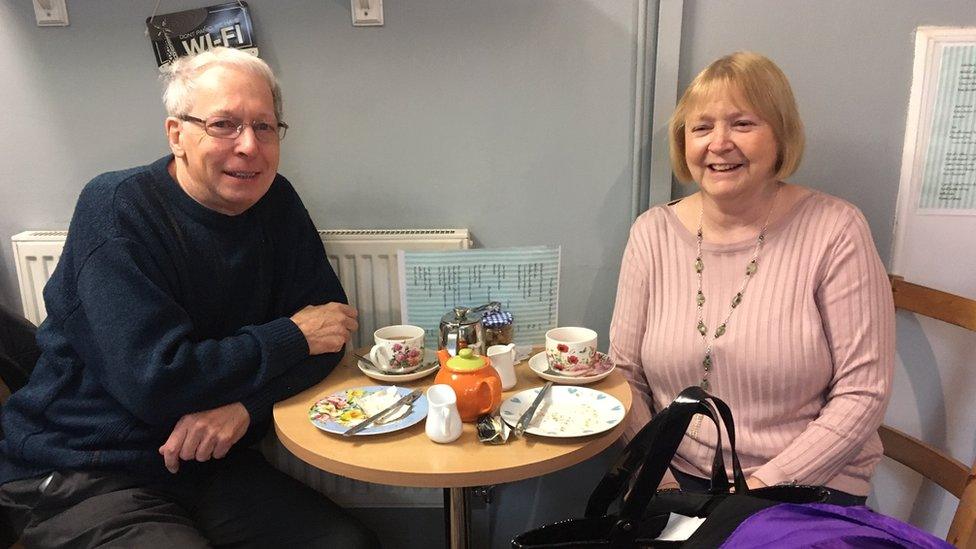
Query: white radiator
322 229 471 348
11 228 471 508
12 229 472 332
11 231 67 326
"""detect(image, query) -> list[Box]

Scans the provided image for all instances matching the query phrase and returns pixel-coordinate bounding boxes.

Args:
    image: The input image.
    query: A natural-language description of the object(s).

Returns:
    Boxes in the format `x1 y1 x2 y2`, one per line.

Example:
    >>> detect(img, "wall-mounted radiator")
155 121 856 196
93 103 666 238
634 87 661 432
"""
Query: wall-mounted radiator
11 228 471 507
322 229 471 348
12 229 471 336
10 231 67 326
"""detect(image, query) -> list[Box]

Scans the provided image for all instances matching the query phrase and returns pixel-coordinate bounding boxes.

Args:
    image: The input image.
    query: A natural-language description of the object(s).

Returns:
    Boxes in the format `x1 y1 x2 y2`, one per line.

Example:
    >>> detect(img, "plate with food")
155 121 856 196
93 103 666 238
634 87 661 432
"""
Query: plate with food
308 385 428 436
527 351 615 385
500 385 624 437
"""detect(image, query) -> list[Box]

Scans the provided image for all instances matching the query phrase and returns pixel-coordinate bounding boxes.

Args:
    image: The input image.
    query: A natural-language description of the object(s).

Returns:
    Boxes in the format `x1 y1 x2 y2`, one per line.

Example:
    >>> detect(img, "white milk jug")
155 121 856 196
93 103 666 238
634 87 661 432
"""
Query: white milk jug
425 384 463 443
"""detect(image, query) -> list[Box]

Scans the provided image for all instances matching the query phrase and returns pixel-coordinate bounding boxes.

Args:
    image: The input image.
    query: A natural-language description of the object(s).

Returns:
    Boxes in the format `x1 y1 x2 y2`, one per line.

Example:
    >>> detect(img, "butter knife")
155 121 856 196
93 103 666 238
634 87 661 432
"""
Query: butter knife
514 381 554 437
342 388 423 437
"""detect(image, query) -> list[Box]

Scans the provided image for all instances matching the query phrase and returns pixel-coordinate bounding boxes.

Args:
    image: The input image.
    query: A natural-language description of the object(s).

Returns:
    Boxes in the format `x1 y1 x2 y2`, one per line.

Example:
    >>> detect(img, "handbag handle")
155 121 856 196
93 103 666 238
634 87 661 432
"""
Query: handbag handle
585 388 713 517
584 400 672 518
618 389 749 523
585 387 747 521
683 386 747 495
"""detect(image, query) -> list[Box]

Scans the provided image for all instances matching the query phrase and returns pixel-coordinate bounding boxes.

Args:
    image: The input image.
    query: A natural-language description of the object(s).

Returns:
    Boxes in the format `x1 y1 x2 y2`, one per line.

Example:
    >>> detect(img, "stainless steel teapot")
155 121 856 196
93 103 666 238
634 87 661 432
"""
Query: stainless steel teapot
438 302 500 356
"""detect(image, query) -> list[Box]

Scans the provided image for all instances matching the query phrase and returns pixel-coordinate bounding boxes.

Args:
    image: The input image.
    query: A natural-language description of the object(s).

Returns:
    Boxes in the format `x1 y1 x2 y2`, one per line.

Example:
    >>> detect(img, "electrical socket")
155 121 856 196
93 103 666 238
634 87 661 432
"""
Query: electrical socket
351 0 383 27
33 0 69 27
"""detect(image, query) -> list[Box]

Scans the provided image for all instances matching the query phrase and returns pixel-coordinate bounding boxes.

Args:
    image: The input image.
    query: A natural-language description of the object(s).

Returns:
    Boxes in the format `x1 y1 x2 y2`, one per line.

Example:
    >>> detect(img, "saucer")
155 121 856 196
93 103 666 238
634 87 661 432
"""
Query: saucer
528 351 615 385
357 348 440 382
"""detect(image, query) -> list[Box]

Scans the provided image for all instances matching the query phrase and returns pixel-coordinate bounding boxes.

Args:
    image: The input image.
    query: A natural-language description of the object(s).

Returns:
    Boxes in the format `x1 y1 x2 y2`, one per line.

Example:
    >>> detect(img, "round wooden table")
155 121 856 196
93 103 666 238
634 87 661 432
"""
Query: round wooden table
273 348 632 549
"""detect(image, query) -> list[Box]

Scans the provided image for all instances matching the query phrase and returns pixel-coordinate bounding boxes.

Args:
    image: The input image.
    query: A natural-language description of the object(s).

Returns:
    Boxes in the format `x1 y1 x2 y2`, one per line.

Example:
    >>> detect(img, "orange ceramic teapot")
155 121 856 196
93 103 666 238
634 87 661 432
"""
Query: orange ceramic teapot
435 348 502 422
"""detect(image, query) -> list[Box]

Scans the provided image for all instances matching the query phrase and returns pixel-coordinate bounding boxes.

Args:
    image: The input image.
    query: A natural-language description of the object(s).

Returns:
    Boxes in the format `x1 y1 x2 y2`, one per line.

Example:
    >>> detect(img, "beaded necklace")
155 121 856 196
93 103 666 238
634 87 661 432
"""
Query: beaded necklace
689 185 780 437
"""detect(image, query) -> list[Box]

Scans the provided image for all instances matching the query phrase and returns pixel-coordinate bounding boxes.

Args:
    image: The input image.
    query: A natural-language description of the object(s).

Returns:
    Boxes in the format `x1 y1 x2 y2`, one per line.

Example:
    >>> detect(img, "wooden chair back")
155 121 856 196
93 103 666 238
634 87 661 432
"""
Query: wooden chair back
882 275 976 548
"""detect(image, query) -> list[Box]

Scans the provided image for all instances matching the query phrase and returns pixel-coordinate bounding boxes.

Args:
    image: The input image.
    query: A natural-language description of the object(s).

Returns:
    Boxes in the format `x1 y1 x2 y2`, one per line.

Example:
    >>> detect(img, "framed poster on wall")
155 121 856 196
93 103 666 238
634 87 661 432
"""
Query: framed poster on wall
892 27 976 296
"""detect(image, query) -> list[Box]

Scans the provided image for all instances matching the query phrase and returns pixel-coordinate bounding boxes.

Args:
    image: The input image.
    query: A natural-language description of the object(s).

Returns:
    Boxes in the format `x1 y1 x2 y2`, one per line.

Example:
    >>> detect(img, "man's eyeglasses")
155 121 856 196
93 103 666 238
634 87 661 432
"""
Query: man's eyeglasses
179 115 288 143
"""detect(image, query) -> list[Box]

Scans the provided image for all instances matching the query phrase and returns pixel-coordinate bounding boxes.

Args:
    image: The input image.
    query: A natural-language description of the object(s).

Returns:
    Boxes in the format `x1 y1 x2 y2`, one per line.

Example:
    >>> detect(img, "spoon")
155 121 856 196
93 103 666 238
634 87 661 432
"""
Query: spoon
352 352 380 370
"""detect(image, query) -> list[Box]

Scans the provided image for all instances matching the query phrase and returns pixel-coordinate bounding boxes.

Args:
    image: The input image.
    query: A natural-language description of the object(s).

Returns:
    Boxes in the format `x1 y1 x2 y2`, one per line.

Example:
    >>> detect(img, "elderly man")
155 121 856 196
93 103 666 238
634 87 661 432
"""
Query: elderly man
0 48 378 547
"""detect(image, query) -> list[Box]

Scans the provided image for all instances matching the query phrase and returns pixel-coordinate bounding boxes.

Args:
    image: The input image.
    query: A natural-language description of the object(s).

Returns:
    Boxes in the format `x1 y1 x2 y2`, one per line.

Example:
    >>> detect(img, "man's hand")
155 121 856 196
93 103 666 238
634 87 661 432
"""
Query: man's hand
291 303 359 355
158 402 250 474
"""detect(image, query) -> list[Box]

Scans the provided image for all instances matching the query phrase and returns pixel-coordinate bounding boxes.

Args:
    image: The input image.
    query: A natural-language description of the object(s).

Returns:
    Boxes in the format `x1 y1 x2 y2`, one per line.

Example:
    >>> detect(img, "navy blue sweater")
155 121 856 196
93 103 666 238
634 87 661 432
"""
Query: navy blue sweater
0 156 346 483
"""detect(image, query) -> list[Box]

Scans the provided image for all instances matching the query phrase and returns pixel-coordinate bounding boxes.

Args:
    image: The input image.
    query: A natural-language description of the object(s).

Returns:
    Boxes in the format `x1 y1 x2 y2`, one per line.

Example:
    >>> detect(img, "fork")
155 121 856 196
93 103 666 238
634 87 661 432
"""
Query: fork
542 354 563 376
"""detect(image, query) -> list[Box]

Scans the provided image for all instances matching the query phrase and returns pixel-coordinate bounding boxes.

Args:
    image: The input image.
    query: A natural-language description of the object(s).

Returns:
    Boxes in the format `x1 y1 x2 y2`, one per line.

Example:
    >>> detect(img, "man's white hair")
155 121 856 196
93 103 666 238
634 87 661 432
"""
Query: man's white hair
161 47 283 122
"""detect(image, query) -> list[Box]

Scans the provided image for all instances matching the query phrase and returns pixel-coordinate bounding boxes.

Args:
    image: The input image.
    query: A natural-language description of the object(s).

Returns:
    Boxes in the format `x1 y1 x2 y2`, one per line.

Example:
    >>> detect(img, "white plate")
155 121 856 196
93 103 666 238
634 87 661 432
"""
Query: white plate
357 348 440 382
527 351 615 385
500 385 625 438
309 385 429 436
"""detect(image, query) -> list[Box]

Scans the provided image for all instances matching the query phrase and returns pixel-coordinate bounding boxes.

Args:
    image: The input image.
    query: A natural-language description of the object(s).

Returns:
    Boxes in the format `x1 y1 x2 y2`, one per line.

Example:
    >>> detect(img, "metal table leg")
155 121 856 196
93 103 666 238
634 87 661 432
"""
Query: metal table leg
447 487 469 549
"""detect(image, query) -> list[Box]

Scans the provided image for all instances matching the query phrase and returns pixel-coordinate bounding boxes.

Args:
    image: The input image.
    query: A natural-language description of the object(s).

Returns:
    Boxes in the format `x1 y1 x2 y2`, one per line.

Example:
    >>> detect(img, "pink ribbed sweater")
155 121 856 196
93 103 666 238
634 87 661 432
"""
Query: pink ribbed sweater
609 190 894 496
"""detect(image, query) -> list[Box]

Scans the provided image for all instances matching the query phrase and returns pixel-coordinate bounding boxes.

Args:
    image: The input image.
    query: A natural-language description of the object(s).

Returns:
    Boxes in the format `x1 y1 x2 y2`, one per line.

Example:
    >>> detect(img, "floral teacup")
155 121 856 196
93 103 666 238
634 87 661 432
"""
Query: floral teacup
369 325 426 373
545 327 598 373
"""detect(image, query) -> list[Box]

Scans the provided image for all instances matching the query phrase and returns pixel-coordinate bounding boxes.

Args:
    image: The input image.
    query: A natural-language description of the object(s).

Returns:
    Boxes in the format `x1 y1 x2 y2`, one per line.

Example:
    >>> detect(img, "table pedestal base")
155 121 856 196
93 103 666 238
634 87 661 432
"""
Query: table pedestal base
447 487 469 548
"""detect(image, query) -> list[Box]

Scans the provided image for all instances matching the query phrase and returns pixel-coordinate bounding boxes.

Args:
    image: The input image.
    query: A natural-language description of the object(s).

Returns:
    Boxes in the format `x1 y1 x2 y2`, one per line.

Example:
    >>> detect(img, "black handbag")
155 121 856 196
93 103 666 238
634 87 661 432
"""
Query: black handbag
511 386 829 548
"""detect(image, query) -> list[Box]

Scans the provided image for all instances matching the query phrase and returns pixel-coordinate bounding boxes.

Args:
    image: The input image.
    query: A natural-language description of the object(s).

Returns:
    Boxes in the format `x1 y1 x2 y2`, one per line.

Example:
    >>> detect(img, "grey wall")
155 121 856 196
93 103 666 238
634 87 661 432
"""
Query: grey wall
673 0 976 267
0 0 640 341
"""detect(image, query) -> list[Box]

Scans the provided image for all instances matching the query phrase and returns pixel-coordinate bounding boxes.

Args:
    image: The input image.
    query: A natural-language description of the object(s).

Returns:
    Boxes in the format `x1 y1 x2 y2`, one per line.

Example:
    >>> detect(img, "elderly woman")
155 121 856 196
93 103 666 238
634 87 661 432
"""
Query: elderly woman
609 51 894 506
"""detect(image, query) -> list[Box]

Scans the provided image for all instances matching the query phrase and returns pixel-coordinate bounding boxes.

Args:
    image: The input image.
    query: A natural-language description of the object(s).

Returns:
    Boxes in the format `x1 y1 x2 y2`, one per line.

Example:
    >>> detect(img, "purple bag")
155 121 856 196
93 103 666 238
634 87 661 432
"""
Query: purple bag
721 503 953 548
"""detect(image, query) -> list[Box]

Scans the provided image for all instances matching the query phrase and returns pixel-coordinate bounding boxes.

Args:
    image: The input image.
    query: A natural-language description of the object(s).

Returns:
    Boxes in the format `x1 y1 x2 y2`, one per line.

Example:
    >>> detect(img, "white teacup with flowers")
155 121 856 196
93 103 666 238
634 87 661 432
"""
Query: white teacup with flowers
369 325 426 373
545 327 598 373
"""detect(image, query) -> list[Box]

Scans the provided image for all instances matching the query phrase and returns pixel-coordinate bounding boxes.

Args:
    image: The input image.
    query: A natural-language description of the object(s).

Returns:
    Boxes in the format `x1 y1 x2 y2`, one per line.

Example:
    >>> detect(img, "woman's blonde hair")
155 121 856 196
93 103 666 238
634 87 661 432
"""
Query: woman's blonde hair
668 51 804 182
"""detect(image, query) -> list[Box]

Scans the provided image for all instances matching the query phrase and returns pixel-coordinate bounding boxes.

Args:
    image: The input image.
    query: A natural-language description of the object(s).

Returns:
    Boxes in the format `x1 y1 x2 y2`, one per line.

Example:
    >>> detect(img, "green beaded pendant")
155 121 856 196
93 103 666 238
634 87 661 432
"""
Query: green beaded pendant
703 353 712 371
731 292 743 308
714 323 726 338
696 290 706 307
697 320 707 336
694 257 704 273
746 260 758 276
700 378 710 391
